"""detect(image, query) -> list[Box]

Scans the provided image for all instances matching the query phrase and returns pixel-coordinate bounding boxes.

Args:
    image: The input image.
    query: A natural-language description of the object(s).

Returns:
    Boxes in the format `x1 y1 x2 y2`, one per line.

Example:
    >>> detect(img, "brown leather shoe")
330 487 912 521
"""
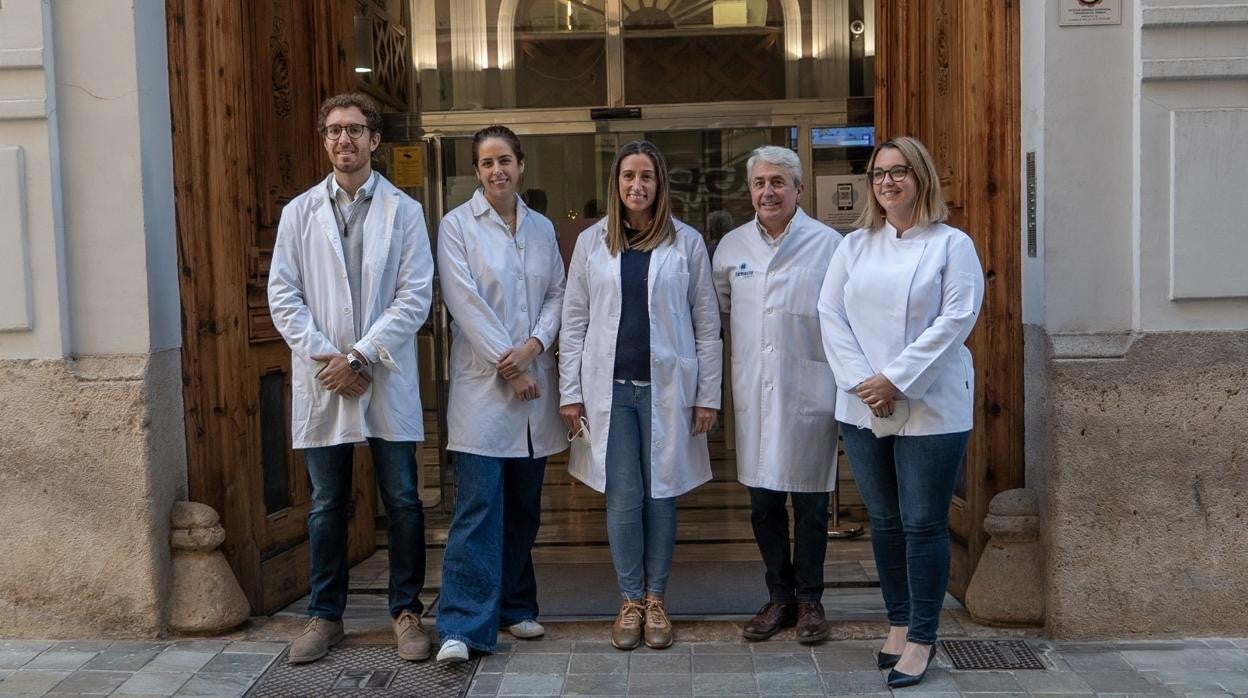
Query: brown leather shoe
796 600 829 644
643 595 674 649
742 601 797 641
611 598 645 650
288 617 344 664
392 609 431 661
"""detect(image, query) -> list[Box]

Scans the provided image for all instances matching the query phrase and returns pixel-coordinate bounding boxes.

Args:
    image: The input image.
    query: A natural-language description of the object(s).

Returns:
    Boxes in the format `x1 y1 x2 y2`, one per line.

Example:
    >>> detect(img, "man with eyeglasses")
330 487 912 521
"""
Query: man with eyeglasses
712 146 843 644
268 93 434 665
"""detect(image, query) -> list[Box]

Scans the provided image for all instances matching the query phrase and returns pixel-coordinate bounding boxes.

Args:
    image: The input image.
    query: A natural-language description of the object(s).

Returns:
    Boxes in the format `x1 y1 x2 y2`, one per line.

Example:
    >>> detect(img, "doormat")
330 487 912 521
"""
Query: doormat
941 639 1045 670
247 646 477 697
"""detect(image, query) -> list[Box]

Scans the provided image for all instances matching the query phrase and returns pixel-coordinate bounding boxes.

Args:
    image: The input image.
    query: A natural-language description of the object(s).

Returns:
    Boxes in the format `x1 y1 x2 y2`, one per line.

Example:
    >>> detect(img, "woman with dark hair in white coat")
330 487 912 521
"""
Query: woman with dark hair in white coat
435 126 566 663
818 136 984 689
558 140 722 651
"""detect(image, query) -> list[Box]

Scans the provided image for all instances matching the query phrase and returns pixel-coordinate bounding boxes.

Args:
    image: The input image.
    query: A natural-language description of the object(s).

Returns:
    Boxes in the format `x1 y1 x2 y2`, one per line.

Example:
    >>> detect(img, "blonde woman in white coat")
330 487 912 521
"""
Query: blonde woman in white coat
559 140 722 651
817 136 984 689
435 126 567 664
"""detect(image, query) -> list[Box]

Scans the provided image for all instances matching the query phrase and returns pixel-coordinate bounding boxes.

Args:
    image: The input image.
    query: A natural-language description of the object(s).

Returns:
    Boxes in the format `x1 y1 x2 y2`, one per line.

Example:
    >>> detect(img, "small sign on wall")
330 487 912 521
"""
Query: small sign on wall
1059 0 1121 26
391 145 424 188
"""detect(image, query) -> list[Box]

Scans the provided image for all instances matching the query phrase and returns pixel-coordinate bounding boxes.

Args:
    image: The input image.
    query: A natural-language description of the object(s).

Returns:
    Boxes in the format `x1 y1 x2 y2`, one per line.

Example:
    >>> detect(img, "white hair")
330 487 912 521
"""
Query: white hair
747 145 803 187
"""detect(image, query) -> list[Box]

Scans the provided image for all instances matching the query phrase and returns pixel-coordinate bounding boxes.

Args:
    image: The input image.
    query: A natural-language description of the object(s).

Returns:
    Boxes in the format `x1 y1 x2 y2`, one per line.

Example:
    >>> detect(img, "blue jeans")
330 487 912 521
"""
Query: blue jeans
605 381 677 600
437 451 546 652
839 424 969 645
304 438 425 621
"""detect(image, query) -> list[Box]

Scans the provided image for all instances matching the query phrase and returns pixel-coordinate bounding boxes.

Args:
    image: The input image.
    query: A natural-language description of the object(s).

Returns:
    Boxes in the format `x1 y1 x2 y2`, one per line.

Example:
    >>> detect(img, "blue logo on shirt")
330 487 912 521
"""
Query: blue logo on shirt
734 262 755 279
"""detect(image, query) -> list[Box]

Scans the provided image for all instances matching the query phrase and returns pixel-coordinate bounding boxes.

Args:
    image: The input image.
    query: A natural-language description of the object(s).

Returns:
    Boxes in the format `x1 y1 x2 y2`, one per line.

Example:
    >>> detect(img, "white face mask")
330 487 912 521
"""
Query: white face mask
567 416 591 443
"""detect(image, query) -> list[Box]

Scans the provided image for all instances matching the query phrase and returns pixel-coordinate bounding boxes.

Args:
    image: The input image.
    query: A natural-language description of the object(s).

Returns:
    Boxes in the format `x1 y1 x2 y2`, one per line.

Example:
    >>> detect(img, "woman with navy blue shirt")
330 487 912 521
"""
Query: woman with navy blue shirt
818 136 984 688
559 141 722 650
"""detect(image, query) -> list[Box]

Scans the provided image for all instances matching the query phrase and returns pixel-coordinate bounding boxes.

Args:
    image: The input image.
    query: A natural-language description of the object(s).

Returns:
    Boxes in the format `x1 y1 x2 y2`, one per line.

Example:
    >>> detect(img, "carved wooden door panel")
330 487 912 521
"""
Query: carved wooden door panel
169 0 375 615
874 0 1023 600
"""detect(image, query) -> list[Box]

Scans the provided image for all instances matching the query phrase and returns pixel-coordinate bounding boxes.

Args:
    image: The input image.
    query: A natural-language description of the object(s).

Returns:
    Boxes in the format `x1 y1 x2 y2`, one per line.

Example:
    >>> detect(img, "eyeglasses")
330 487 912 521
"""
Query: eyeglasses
322 123 369 140
869 165 913 184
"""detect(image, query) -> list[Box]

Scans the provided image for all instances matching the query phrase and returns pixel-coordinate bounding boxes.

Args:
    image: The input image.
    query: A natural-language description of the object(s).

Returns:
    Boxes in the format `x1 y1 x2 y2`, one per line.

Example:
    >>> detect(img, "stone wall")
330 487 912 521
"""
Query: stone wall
1043 331 1248 638
0 351 185 638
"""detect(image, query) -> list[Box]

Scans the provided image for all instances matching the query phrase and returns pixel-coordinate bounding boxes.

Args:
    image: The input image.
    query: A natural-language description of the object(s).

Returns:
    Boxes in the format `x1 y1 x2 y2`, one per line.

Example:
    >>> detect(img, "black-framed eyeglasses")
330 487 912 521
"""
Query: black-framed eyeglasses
322 123 370 140
869 165 913 184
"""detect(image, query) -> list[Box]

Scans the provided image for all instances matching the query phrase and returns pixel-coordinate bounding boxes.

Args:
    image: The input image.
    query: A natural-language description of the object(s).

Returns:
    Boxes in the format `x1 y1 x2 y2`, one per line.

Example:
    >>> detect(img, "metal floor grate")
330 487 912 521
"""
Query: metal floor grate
247 645 477 697
941 639 1046 670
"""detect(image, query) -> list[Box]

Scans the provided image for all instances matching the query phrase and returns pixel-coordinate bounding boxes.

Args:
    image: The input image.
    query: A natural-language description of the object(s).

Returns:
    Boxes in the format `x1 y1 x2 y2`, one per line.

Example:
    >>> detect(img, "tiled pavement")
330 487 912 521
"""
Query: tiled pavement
5 635 1248 696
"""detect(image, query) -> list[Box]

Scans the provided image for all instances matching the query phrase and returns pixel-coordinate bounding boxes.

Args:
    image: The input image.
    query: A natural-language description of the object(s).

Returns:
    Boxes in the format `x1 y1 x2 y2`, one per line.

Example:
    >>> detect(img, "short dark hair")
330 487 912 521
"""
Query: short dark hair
317 93 383 137
471 125 525 165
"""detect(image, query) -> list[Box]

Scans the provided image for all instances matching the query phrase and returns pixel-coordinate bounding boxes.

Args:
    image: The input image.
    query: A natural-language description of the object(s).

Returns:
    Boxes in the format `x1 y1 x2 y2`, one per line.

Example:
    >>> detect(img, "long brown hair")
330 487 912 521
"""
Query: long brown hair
854 136 949 231
606 141 675 256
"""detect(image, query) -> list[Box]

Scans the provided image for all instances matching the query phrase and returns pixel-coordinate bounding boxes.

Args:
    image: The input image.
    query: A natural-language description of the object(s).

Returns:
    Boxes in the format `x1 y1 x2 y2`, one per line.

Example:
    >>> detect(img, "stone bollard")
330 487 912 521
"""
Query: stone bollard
169 502 250 634
965 488 1044 626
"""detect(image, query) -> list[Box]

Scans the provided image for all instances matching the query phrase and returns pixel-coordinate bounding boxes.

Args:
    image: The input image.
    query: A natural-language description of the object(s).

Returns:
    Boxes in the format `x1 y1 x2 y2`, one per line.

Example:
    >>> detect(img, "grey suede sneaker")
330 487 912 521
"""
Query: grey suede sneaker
288 617 344 664
392 609 431 661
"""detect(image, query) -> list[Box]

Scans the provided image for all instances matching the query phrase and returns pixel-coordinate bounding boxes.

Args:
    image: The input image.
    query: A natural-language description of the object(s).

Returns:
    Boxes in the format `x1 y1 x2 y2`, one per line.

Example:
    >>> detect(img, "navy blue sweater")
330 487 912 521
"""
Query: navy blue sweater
613 227 652 381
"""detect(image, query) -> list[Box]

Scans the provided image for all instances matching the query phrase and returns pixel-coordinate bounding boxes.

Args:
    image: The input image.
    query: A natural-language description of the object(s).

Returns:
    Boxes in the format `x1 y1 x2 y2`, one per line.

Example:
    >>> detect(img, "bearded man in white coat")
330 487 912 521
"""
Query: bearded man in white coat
712 146 842 644
268 93 434 665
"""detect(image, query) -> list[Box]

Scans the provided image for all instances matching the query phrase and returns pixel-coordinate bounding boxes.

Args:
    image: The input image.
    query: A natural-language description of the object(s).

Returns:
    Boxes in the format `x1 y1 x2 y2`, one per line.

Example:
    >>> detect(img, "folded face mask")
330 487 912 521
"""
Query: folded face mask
567 416 591 444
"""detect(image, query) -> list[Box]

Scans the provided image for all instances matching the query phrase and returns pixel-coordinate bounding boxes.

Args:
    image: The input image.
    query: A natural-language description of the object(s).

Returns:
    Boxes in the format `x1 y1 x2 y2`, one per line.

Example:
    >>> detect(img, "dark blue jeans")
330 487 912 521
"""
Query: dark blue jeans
839 424 969 645
437 451 546 652
304 438 425 621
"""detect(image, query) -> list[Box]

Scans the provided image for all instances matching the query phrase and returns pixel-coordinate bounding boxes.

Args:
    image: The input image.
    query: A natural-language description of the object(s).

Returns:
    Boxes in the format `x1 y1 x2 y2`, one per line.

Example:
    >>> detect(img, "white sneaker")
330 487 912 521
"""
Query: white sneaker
436 639 469 664
508 620 545 639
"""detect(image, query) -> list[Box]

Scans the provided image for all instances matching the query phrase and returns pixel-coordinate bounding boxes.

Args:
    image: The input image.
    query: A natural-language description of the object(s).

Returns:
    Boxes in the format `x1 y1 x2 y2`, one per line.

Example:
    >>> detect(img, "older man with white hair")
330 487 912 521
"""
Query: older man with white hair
712 145 843 643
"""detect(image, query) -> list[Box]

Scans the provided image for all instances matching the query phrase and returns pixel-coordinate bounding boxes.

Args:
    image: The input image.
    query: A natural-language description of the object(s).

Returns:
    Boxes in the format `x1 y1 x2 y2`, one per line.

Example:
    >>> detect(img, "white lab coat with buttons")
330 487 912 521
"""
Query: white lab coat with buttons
817 222 984 435
268 173 434 449
438 190 567 459
559 218 723 498
712 208 842 492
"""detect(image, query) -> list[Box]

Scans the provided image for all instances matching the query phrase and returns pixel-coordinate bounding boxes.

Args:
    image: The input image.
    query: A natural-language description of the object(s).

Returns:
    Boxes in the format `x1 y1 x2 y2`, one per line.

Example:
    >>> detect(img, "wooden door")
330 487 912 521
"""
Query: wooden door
875 0 1023 599
167 0 377 614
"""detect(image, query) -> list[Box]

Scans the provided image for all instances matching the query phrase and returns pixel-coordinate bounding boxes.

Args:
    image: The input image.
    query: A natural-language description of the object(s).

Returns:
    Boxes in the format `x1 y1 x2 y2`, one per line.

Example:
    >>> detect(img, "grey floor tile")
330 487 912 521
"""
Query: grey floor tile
496 673 564 696
813 645 879 672
628 673 692 696
1076 670 1174 694
479 653 512 673
81 650 159 672
108 642 170 654
1062 652 1134 672
468 673 503 696
0 650 41 671
571 642 618 654
821 670 890 695
1122 650 1248 673
49 643 110 654
749 641 809 654
691 642 753 655
113 671 193 697
169 642 228 654
889 667 959 693
751 653 816 674
504 653 570 675
1013 669 1095 694
561 672 629 696
513 640 573 654
1148 670 1238 693
952 670 1026 693
755 670 824 696
629 654 690 674
691 654 752 674
198 653 272 677
23 652 97 672
633 643 692 655
1205 641 1239 650
46 670 131 695
220 642 285 656
692 672 757 696
567 653 628 675
0 643 53 654
139 651 217 674
173 673 257 697
0 670 72 695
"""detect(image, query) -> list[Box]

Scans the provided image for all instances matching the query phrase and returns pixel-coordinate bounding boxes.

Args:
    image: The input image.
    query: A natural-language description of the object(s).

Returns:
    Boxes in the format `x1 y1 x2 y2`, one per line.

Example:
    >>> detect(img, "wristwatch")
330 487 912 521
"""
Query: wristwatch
346 351 365 372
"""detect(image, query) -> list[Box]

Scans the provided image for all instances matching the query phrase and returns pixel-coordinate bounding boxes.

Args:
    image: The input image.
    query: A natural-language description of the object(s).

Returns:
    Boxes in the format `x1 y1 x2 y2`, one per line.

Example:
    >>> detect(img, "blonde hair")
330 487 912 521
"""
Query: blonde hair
854 136 949 231
606 141 675 256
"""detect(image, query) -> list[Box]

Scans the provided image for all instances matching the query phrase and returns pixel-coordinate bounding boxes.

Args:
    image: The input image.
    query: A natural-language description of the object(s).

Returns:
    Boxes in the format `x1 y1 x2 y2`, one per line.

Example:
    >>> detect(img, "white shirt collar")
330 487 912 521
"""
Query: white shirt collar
755 213 796 248
329 171 377 208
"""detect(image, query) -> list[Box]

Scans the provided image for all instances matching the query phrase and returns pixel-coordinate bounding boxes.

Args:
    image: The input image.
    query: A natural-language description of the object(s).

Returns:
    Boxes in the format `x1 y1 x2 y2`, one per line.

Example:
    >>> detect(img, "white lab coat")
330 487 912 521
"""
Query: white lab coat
559 218 723 498
817 222 984 435
438 190 567 459
712 209 842 492
268 173 434 449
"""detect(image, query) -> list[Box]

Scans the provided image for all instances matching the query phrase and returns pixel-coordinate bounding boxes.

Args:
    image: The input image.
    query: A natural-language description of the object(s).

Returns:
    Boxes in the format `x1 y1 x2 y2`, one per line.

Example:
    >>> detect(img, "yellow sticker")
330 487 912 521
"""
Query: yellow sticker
392 146 424 188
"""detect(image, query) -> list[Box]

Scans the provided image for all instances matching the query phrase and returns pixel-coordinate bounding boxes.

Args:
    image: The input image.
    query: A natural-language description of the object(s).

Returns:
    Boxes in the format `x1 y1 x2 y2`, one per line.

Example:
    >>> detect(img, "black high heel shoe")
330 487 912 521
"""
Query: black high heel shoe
876 651 901 670
886 643 937 689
